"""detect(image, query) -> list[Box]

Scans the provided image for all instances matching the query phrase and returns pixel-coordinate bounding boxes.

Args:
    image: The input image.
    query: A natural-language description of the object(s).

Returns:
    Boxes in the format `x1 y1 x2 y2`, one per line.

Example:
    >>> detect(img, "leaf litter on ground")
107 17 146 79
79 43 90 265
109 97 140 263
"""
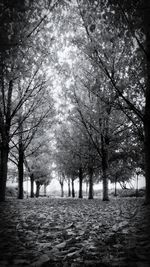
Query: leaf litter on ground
0 197 150 267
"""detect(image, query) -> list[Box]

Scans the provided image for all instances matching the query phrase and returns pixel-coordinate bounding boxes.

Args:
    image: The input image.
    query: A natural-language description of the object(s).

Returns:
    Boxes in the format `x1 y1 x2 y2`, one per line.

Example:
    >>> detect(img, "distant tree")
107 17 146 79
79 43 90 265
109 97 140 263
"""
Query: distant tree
58 172 65 197
71 176 76 198
67 177 71 197
78 165 83 198
54 117 88 198
29 154 52 198
25 128 53 198
109 159 134 196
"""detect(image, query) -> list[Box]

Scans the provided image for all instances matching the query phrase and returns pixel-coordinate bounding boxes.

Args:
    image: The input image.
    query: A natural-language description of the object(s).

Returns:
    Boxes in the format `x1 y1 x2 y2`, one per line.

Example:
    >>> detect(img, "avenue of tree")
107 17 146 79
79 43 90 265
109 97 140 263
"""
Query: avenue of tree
0 0 149 204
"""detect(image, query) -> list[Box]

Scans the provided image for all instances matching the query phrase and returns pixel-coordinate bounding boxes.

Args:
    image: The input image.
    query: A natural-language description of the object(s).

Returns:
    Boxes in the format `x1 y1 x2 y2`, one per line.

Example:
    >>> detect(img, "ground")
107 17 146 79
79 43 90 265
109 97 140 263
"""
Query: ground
0 197 150 267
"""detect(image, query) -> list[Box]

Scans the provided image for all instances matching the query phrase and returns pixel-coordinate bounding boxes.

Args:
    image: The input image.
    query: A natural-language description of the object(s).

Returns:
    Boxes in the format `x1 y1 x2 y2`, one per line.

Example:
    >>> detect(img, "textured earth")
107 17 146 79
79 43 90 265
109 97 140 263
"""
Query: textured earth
0 197 150 267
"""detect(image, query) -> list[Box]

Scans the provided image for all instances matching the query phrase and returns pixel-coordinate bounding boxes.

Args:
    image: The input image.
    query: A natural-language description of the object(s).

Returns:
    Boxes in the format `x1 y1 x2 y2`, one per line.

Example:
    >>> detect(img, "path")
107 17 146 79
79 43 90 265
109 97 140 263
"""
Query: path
0 197 150 267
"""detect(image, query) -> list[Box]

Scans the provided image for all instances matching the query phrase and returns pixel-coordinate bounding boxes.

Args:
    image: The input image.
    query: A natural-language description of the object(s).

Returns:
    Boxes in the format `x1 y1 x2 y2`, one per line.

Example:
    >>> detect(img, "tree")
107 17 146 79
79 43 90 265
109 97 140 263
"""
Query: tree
0 0 60 201
8 65 54 199
71 0 148 201
74 0 149 202
109 159 134 196
24 125 53 198
70 77 122 201
54 124 79 198
28 151 52 198
67 177 71 197
51 2 133 201
78 165 83 198
0 0 26 201
58 172 65 197
141 1 150 204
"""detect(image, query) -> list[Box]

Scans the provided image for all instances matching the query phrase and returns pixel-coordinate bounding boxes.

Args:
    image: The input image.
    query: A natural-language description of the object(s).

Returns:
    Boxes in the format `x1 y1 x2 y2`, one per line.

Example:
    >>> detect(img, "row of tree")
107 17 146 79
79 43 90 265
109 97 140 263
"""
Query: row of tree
0 0 150 203
52 0 147 201
0 0 60 201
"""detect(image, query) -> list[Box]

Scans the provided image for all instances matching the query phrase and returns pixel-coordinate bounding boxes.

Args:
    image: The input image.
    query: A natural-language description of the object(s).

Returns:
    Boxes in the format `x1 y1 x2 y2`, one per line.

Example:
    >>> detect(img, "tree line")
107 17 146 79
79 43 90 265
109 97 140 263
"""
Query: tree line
52 0 148 202
0 0 150 204
0 0 58 201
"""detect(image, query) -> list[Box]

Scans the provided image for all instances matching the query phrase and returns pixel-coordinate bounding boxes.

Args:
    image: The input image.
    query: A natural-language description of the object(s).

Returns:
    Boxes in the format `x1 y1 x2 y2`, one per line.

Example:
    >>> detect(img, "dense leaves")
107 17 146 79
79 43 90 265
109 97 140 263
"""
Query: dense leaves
0 197 150 266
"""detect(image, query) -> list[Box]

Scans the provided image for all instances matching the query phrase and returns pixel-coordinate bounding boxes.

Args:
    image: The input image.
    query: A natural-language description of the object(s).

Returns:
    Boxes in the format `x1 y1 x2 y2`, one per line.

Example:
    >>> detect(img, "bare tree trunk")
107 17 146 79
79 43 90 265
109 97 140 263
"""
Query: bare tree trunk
101 134 109 201
30 174 34 198
18 141 24 199
136 173 139 197
36 182 40 198
72 178 75 198
79 167 83 198
0 81 12 202
144 84 150 204
102 168 109 201
114 178 117 197
143 0 150 204
88 167 93 199
0 143 9 202
44 184 47 196
68 178 71 197
86 181 88 197
18 93 24 199
60 182 64 197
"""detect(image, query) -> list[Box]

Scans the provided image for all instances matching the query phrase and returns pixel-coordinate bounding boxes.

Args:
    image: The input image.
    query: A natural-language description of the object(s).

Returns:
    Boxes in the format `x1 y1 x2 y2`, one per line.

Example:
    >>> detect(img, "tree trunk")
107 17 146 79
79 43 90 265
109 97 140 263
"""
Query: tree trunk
72 178 75 198
136 173 139 197
0 143 9 202
88 167 93 199
60 182 64 197
102 169 109 201
44 184 47 196
144 119 150 204
143 0 150 204
101 134 109 201
18 110 24 200
36 182 40 198
68 178 71 197
114 178 117 197
18 143 24 199
86 181 88 197
79 167 83 198
30 174 34 198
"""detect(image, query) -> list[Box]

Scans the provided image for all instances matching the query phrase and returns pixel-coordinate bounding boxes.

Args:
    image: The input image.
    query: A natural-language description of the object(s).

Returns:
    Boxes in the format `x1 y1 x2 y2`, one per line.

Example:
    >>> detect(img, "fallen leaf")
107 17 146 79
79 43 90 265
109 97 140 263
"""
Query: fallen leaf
55 241 67 249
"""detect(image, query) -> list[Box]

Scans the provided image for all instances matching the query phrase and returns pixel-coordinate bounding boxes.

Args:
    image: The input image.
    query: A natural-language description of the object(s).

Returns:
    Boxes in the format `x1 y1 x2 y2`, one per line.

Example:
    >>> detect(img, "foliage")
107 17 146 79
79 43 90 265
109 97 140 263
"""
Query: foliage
0 0 148 202
1 197 150 266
